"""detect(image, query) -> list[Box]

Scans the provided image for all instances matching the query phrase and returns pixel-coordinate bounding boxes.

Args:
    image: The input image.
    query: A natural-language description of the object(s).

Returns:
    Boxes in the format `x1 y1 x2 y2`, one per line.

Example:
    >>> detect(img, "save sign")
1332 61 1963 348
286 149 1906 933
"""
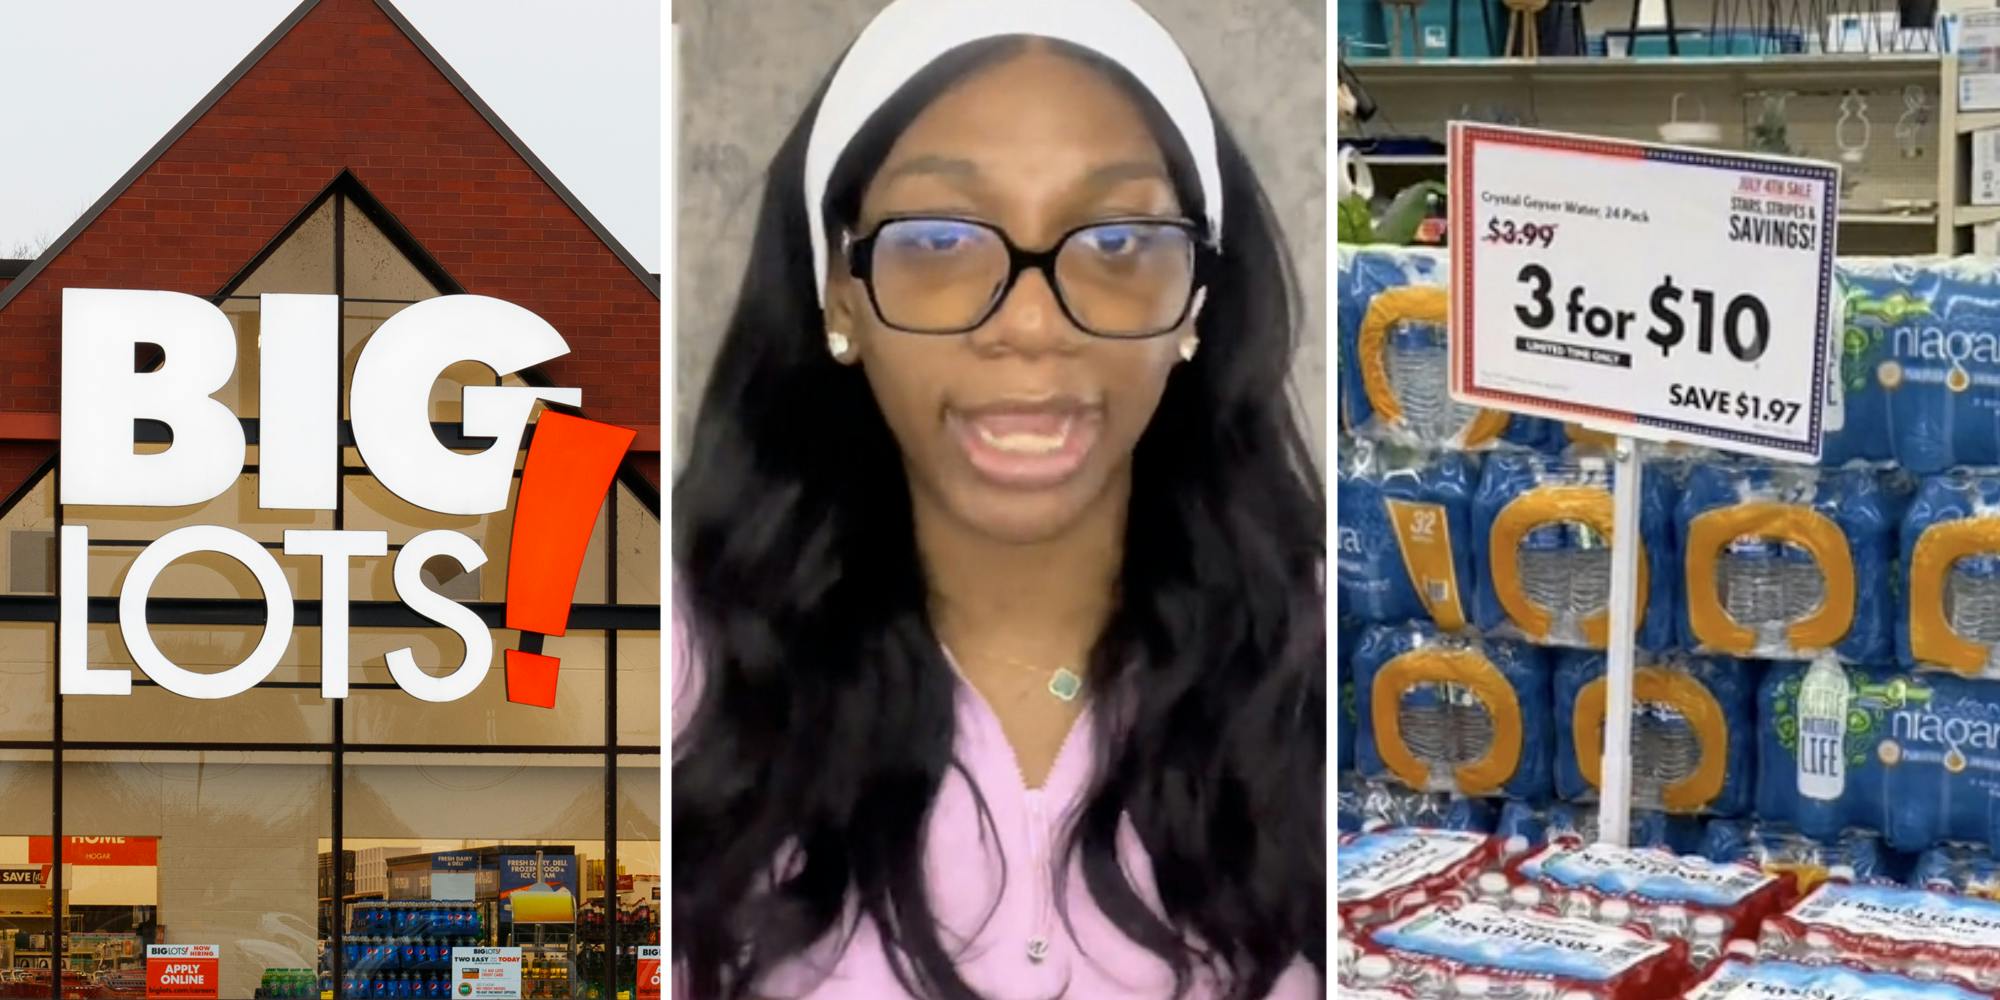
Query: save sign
58 290 634 708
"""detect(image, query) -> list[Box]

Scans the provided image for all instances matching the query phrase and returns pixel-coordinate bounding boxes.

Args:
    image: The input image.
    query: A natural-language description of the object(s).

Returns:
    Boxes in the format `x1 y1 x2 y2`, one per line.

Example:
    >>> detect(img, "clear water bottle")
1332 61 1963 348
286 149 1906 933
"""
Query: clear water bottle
1403 958 1451 997
1354 954 1395 989
1690 913 1727 969
1337 940 1358 983
1757 920 1793 957
1632 700 1701 810
1652 904 1690 941
1387 323 1478 443
1725 939 1758 962
1565 523 1612 638
1509 884 1544 912
1802 931 1836 963
1518 524 1574 631
1561 890 1596 921
1719 536 1788 646
1947 555 2000 645
1596 897 1632 929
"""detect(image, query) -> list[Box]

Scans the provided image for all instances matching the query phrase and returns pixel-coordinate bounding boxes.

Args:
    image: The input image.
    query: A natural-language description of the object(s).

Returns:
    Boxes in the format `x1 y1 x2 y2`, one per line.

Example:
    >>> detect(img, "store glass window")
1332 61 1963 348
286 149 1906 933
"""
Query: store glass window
0 176 660 1000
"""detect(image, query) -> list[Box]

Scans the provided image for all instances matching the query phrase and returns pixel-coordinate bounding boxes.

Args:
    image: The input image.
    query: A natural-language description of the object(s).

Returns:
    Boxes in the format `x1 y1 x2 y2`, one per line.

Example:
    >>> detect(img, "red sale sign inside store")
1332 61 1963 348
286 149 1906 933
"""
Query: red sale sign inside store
146 945 218 1000
637 946 661 1000
29 836 157 866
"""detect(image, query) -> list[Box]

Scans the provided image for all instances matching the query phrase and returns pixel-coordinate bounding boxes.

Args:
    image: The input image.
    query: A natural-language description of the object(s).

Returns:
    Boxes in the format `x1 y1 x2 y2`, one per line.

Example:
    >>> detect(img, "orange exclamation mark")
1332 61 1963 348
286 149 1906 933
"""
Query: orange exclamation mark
504 411 636 708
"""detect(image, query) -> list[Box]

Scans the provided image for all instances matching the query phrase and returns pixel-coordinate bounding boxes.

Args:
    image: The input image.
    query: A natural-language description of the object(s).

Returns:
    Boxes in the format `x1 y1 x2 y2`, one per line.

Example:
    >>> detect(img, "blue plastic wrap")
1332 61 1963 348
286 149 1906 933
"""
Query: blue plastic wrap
1493 800 1703 853
1337 245 1556 449
1352 622 1553 802
1675 463 1898 663
1829 257 2000 473
1700 821 1902 885
1339 617 1358 775
1756 659 2000 853
1552 651 1756 817
1899 471 2000 677
1471 451 1678 651
1336 441 1478 626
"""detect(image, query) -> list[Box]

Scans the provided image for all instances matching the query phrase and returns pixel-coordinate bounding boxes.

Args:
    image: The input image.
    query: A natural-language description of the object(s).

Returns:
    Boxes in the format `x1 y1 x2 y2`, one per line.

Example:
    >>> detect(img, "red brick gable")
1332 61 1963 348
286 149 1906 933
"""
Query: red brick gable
0 0 659 496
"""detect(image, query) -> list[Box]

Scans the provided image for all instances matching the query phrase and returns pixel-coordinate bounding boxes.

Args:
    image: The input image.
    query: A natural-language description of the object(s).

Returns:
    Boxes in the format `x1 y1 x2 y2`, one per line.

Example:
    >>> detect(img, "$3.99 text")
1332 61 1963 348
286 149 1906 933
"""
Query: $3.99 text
1513 263 1771 363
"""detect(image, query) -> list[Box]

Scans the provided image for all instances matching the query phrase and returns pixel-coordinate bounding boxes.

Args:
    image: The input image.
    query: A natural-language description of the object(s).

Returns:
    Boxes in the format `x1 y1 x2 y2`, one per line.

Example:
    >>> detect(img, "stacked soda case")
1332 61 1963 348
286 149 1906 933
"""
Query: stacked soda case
1756 881 2000 991
254 968 318 1000
339 901 485 1000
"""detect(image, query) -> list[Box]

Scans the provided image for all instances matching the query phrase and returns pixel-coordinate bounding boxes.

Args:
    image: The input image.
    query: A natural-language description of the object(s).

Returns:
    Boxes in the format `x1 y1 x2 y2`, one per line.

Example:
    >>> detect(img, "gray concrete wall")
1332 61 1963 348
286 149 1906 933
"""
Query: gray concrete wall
673 0 1327 469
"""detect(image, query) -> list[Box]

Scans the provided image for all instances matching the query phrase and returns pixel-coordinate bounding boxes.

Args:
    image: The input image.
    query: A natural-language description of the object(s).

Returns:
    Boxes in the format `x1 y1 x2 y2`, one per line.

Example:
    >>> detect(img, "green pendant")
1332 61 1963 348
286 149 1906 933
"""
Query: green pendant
1048 667 1082 702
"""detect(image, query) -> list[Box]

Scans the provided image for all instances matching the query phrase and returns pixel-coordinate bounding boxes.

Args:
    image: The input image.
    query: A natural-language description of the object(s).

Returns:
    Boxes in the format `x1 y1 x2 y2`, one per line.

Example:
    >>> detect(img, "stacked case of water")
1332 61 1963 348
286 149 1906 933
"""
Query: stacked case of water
1901 471 2000 677
1675 463 1897 663
1337 245 1557 450
1471 452 1679 652
1352 623 1553 802
1755 659 2000 853
1830 258 2000 474
1337 439 1479 627
1552 653 1756 818
1495 800 1707 855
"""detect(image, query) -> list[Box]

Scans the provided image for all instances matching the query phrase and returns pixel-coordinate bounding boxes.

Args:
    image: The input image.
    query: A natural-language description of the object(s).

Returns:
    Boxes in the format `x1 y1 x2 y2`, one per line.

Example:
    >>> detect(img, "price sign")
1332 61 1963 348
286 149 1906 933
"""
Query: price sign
451 947 522 999
1448 123 1839 460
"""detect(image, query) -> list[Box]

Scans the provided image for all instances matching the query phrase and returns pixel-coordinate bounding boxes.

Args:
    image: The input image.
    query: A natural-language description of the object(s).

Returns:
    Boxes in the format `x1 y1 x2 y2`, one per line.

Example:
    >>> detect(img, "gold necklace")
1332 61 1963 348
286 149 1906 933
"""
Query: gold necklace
946 644 1086 703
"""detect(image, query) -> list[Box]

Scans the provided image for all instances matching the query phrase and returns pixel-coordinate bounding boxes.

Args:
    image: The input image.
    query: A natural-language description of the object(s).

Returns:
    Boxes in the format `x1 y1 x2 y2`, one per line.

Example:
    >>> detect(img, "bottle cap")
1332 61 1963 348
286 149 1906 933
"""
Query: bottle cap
1478 872 1510 895
1805 931 1834 950
1356 955 1393 981
1694 913 1727 935
1598 898 1632 923
1828 864 1857 881
1504 835 1531 856
1726 939 1758 957
1510 884 1543 906
1455 974 1492 997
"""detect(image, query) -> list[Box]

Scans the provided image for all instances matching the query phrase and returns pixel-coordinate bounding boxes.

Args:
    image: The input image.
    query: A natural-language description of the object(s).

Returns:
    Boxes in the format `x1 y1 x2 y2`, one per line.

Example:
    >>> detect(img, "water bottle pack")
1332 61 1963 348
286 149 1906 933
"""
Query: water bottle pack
1338 827 1501 931
1340 617 1358 775
1346 776 1504 835
1511 841 1795 942
1903 472 2000 678
1472 452 1678 652
1700 822 1899 894
1353 623 1553 800
1677 463 1895 663
1337 439 1478 628
1553 652 1755 817
1757 659 2000 853
1685 958 1998 1000
1760 881 2000 988
1913 843 2000 898
1338 245 1555 450
1495 800 1708 855
1828 257 2000 474
1360 902 1694 999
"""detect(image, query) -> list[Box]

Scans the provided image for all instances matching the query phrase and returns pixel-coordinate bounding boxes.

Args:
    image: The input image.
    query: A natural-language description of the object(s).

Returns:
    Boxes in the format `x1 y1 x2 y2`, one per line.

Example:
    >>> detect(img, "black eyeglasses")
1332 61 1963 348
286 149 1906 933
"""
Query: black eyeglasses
844 215 1215 339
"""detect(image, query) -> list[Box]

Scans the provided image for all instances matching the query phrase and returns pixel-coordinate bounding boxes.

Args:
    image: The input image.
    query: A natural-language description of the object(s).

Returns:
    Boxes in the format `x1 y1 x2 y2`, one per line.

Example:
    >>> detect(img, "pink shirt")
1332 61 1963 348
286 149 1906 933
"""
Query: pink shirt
672 609 1321 999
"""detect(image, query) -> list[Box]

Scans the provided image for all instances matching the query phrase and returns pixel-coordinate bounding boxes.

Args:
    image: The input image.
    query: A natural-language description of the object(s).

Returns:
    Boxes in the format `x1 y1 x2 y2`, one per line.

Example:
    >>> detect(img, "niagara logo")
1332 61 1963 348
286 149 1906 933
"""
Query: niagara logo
57 289 635 708
1891 703 2000 761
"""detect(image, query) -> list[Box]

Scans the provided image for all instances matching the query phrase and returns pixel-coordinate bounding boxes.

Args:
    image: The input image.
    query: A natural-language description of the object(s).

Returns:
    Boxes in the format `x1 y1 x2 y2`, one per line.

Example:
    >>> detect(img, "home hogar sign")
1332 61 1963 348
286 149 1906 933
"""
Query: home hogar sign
57 289 635 709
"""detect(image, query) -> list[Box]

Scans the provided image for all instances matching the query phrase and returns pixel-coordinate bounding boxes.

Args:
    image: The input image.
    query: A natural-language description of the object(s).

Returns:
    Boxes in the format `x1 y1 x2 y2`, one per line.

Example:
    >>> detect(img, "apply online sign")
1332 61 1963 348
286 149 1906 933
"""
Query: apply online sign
146 944 219 1000
58 291 635 708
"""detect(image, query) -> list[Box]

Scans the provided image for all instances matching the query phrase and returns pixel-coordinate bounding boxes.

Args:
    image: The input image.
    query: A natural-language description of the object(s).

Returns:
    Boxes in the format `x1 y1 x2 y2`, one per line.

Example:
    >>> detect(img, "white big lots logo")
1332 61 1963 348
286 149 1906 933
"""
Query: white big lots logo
59 289 583 703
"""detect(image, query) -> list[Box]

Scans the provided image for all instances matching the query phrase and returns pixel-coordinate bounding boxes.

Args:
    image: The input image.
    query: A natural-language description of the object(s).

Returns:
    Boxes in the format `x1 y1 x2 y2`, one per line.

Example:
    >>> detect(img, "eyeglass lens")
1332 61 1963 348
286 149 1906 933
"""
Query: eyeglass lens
867 218 1196 336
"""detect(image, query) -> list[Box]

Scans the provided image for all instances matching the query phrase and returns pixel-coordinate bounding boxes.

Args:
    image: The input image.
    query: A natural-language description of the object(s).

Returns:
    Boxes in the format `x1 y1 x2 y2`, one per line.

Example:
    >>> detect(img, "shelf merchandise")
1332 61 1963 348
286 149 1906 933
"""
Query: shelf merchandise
1552 652 1755 817
1352 622 1553 801
1338 441 1478 628
339 902 485 1000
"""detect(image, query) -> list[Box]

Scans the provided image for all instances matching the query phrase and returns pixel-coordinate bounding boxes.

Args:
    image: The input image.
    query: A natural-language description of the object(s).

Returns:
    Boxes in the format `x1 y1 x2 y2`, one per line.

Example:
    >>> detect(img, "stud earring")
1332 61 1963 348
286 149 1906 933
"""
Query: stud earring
1179 336 1200 362
827 330 851 361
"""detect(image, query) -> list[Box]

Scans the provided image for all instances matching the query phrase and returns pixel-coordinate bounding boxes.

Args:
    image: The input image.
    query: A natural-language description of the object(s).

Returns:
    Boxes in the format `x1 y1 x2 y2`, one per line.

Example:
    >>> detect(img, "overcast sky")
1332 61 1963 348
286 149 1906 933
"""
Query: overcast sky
0 0 661 272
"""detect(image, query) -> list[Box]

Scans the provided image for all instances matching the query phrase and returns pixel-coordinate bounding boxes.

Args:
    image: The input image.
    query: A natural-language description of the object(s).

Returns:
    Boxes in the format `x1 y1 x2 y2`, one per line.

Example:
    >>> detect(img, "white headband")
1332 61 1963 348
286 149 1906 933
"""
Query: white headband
802 0 1223 307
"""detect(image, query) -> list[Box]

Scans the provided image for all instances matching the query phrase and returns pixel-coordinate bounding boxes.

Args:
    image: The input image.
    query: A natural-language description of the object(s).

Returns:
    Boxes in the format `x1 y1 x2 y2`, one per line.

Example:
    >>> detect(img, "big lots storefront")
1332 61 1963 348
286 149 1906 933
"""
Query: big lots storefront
0 1 661 998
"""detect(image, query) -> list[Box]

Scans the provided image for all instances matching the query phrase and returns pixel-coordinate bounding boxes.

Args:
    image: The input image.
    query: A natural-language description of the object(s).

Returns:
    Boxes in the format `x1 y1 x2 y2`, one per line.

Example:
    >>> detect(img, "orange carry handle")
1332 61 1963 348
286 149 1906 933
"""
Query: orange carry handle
1574 666 1729 813
1684 503 1853 655
1909 517 2000 675
1488 485 1650 648
1371 647 1523 795
1358 285 1508 448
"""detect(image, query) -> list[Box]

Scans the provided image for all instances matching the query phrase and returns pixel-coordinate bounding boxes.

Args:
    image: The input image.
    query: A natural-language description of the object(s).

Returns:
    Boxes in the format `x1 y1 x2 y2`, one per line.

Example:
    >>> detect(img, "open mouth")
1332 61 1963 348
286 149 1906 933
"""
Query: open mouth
946 397 1103 490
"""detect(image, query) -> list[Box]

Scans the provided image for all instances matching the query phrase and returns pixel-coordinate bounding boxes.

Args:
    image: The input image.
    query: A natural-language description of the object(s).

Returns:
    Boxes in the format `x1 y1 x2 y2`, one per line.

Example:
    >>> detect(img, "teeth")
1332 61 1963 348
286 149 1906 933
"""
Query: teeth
974 418 1071 455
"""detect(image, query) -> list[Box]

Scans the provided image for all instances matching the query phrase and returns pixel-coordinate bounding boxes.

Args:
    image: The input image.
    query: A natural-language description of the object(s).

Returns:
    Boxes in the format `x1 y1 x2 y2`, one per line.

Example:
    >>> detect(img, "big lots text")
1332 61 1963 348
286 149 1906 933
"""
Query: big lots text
58 289 584 703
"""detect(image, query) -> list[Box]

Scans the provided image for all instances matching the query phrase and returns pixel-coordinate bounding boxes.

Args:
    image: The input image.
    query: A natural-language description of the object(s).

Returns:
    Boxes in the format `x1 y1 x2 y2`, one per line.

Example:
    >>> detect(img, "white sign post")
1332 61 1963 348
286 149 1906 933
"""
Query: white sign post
1448 123 1840 845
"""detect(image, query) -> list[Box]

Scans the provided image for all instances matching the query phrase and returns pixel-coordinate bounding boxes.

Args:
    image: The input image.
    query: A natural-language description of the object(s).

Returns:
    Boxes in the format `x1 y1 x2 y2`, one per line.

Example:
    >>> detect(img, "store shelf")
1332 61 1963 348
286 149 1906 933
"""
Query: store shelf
1839 211 1938 225
1348 52 1940 85
1954 205 2000 226
1361 153 1447 166
1958 110 2000 134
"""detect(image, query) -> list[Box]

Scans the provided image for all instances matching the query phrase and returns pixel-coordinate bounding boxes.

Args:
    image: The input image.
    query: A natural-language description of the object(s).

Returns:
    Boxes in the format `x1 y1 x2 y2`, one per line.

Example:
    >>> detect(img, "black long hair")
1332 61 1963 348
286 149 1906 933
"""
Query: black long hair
673 36 1325 1000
